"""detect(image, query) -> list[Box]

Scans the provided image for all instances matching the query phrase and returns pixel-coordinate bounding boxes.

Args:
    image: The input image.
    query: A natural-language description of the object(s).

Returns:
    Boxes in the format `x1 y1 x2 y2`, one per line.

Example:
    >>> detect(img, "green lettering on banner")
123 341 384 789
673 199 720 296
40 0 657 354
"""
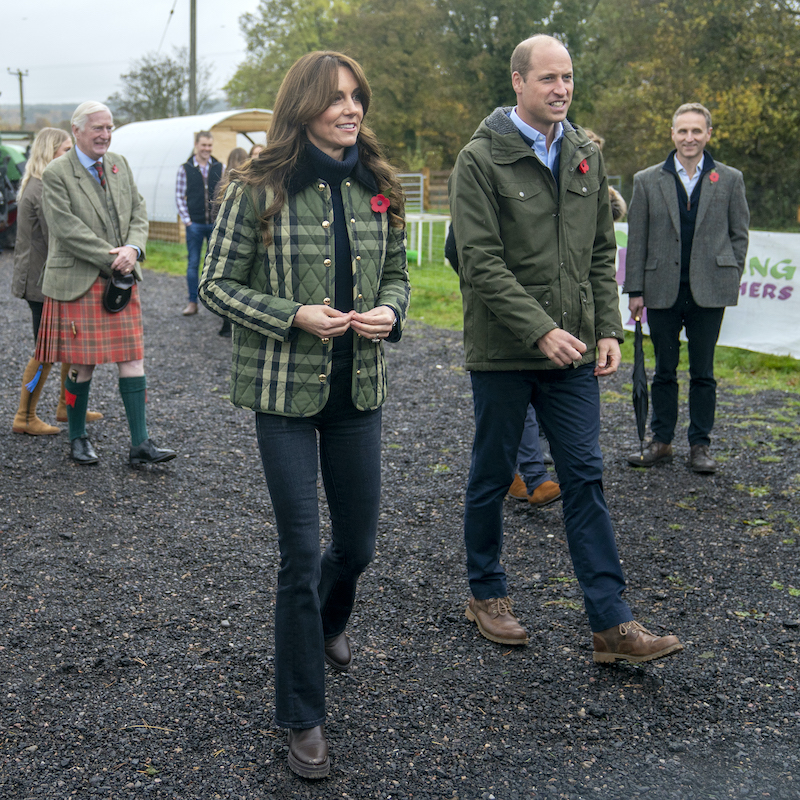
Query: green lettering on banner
748 257 796 281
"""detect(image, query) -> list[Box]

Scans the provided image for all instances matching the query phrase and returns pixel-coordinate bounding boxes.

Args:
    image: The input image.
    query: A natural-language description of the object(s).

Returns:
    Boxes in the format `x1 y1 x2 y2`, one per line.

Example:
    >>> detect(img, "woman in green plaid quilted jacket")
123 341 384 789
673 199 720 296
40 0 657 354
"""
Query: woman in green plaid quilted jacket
200 51 409 779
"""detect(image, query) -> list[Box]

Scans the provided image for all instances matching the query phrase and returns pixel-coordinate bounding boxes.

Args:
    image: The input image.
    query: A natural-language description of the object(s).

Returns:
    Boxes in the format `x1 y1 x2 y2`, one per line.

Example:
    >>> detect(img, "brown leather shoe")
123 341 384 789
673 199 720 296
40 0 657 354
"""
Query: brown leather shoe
627 440 673 467
529 480 562 507
182 302 198 316
465 597 528 645
593 620 684 664
287 725 329 779
689 444 717 473
324 631 352 671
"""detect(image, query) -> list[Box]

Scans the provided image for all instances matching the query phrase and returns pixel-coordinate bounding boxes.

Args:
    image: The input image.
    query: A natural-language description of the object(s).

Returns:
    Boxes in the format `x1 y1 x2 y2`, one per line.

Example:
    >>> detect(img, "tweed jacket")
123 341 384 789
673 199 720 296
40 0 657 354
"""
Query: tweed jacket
12 177 48 303
41 147 148 302
624 153 749 309
449 108 623 372
199 157 410 417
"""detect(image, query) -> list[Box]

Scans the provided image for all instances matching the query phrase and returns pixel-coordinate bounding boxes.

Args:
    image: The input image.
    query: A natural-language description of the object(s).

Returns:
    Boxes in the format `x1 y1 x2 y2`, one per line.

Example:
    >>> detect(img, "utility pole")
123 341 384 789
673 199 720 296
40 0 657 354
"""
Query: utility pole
7 68 28 130
189 0 197 115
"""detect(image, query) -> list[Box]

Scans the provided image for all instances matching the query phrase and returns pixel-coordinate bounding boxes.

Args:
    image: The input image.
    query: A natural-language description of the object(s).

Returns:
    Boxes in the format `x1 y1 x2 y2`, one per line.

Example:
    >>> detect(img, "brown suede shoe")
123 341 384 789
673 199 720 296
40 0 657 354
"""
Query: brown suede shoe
465 597 528 645
529 480 562 507
182 302 198 316
507 474 529 501
689 444 717 473
593 620 684 664
287 725 329 779
507 476 561 507
627 440 673 467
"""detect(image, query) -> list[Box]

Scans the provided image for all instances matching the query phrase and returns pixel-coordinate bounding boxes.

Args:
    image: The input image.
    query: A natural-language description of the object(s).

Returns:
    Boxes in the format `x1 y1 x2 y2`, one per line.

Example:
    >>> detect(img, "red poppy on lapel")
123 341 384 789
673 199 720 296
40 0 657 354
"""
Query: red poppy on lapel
370 194 389 213
709 170 719 183
578 159 589 174
112 164 119 174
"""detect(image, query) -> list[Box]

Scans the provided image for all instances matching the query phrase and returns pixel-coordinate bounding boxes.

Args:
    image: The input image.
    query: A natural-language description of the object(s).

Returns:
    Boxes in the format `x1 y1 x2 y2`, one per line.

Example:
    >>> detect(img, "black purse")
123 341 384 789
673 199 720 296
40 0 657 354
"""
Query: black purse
102 270 135 313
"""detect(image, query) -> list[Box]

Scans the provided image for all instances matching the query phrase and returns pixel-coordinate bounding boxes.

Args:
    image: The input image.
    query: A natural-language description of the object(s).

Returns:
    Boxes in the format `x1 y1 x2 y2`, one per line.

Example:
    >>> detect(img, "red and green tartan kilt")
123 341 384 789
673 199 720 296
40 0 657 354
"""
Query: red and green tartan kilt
35 277 144 365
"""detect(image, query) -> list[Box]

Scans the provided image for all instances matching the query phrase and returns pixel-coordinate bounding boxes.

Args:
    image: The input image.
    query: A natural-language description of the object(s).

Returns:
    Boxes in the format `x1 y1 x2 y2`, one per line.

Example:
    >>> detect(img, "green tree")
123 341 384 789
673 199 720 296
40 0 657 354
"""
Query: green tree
580 0 800 225
107 48 215 123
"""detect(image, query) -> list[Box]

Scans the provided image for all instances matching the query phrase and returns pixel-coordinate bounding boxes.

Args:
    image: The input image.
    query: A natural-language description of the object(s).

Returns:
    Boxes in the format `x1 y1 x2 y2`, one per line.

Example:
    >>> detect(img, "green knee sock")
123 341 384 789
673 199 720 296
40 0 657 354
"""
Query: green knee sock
65 377 91 440
119 375 148 447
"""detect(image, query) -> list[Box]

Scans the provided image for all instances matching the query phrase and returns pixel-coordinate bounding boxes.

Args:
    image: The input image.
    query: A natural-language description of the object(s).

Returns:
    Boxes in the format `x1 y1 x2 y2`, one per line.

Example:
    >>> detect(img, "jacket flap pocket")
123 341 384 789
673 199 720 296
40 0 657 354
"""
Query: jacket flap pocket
566 175 600 197
47 256 75 269
716 253 739 267
497 182 543 202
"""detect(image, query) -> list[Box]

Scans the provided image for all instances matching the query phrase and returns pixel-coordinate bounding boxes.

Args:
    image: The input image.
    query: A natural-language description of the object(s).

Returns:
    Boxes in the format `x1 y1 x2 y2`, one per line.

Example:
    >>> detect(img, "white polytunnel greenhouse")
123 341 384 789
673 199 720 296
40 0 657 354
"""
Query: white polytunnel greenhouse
111 109 273 242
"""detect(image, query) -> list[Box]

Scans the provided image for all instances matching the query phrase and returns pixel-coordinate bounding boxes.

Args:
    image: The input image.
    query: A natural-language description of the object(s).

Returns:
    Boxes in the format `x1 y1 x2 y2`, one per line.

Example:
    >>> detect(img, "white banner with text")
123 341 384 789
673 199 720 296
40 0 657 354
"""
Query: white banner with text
615 225 799 358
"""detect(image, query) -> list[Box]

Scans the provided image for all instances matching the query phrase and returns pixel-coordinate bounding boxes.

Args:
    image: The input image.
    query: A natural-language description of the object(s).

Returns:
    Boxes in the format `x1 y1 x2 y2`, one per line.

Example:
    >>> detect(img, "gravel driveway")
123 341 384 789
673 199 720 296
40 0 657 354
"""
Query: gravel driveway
1 251 799 799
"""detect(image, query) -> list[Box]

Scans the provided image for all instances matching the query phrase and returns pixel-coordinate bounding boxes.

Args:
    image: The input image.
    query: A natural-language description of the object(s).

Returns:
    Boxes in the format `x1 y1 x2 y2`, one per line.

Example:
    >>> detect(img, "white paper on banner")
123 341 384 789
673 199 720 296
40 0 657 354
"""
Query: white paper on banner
614 224 800 359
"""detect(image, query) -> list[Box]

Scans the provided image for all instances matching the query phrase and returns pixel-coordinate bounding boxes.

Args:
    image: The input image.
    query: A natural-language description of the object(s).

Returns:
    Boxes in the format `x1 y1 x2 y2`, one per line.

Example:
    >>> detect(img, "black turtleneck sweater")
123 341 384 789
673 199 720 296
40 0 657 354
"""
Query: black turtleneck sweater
305 143 359 353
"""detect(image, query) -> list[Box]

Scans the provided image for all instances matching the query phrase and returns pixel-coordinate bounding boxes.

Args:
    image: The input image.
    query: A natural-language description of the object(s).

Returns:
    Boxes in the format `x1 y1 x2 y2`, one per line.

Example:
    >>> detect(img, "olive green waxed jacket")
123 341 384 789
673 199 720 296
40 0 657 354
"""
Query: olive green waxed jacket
199 158 409 417
449 108 624 371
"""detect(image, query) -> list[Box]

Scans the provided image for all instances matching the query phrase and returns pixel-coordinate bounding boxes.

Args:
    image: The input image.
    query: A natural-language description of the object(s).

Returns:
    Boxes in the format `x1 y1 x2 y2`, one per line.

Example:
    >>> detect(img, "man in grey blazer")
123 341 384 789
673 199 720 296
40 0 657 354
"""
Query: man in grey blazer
624 103 749 473
37 101 176 467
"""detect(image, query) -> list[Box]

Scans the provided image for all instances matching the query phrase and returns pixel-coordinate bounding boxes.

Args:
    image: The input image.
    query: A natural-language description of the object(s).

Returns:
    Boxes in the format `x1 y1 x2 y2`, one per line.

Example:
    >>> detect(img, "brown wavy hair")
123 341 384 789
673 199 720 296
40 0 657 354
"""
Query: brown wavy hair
234 51 404 244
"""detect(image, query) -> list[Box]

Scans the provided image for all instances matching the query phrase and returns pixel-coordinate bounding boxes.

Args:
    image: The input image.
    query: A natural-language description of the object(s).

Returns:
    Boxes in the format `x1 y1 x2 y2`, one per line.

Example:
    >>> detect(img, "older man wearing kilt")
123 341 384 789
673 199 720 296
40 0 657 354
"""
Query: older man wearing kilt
35 101 176 466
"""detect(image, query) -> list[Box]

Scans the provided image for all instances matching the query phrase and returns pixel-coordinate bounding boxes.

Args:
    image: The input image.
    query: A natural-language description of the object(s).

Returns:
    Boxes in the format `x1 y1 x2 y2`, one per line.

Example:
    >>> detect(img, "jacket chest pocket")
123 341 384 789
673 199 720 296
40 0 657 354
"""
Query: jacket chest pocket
566 174 600 198
497 182 545 203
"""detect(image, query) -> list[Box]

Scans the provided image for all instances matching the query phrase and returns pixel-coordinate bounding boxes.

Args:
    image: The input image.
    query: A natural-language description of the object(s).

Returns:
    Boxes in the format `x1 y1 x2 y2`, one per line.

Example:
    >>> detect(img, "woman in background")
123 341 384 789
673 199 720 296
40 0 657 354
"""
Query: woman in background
200 51 409 779
11 127 102 434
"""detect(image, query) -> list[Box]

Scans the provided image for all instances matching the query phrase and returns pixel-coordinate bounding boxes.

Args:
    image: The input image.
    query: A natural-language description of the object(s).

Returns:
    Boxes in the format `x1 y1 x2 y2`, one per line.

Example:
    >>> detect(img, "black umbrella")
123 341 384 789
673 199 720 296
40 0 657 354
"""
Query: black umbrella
631 318 649 459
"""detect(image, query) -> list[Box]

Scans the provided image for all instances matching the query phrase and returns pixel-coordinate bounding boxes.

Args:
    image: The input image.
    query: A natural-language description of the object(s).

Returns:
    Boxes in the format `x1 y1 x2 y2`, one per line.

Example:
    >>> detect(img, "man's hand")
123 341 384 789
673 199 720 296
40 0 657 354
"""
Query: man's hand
537 328 587 366
109 245 139 274
594 337 621 376
628 296 645 321
293 305 354 338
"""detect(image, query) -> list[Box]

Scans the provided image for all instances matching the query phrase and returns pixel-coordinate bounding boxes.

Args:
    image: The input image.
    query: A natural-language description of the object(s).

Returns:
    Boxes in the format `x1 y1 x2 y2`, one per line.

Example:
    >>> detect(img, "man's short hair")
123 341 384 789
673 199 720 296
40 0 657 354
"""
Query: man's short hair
510 34 567 81
195 131 213 143
672 103 712 129
72 101 112 131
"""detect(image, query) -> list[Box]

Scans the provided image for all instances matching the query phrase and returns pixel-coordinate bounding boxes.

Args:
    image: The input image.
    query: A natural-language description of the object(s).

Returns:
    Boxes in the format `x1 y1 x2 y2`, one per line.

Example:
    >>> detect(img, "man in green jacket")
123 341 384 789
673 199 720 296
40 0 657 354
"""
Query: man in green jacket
449 34 683 663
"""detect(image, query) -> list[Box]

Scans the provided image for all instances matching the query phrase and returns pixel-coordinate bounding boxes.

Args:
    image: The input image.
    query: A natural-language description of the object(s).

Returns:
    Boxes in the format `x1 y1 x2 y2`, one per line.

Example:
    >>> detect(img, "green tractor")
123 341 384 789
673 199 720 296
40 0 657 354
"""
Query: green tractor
0 134 27 250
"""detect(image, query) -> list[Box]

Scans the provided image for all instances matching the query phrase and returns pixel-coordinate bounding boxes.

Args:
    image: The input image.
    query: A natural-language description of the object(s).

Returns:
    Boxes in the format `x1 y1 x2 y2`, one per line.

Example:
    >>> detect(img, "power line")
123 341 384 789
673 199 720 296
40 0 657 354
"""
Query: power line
157 0 180 54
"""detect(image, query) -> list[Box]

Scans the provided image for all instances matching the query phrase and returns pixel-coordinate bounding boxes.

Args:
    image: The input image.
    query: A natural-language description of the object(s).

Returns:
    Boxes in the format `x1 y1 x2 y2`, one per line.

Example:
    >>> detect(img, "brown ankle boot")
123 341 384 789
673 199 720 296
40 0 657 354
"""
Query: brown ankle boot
57 363 103 423
12 359 60 435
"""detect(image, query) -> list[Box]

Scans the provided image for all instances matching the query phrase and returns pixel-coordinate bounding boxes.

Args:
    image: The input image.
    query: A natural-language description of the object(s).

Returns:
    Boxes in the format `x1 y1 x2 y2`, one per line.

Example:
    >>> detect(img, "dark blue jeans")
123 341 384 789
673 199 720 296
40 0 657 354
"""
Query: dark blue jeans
185 222 213 302
255 358 381 729
647 284 725 447
464 365 632 632
515 404 548 493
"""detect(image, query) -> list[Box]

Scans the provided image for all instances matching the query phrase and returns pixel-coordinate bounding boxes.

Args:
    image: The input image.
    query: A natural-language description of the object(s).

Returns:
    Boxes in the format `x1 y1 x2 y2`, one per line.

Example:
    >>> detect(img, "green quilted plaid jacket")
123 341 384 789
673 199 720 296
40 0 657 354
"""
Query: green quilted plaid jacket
199 158 410 417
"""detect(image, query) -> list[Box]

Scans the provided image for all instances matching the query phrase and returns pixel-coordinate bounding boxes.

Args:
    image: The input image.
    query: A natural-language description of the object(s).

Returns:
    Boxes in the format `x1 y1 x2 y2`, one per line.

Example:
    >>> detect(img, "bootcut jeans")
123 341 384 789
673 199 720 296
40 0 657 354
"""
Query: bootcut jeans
255 357 382 729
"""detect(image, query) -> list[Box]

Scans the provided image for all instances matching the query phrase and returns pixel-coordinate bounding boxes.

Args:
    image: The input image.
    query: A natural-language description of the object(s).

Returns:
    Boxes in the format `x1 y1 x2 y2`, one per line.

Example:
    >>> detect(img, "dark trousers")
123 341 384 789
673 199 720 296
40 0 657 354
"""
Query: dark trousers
185 222 213 302
464 365 632 632
647 284 725 447
27 300 44 341
255 358 381 729
515 404 548 492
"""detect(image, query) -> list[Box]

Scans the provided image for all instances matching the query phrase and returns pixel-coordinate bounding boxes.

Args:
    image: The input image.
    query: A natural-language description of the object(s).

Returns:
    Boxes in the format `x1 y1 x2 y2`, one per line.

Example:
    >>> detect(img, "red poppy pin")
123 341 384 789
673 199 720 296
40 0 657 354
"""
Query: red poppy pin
578 159 589 174
370 194 389 213
709 170 719 183
111 164 119 174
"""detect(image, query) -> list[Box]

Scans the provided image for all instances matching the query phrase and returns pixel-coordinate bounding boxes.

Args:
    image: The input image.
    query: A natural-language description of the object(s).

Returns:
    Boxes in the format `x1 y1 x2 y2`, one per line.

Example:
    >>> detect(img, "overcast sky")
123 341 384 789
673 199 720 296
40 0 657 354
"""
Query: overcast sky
2 0 262 107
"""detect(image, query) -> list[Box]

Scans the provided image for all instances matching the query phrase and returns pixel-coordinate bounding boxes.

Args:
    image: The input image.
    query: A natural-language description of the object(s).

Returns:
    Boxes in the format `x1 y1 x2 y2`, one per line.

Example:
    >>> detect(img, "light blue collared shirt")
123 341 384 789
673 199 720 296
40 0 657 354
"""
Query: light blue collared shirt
509 108 564 174
75 145 104 185
74 145 141 259
674 153 705 196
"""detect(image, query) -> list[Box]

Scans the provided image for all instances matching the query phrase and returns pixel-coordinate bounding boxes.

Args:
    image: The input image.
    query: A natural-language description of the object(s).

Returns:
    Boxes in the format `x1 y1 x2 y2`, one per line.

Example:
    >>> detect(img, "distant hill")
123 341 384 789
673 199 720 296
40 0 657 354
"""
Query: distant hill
0 99 232 131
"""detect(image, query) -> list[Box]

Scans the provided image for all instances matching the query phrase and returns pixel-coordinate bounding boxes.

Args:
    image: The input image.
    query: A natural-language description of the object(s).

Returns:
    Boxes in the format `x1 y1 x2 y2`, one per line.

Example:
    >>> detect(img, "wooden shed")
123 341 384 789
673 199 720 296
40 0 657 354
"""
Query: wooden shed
111 109 273 242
